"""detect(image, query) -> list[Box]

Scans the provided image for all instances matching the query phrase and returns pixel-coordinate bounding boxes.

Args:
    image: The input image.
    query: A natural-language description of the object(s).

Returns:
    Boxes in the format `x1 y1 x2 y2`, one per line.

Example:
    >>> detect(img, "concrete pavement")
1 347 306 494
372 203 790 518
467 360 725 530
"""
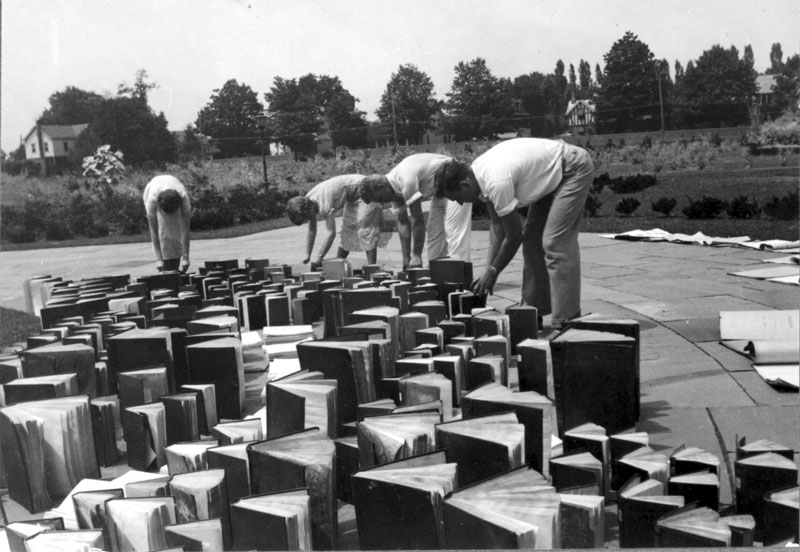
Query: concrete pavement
0 226 797 544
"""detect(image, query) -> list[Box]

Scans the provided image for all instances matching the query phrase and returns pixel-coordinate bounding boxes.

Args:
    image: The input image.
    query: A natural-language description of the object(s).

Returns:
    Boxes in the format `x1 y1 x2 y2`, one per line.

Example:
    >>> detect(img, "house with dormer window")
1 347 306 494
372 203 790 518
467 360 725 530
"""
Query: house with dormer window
565 98 596 136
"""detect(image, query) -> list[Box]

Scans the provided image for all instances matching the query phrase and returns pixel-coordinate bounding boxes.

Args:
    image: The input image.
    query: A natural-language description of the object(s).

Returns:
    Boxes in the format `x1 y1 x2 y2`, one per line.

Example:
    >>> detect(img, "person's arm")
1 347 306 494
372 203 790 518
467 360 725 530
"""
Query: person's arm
303 216 318 264
394 205 412 269
407 200 426 268
315 215 337 263
179 197 191 273
147 214 163 270
472 203 523 297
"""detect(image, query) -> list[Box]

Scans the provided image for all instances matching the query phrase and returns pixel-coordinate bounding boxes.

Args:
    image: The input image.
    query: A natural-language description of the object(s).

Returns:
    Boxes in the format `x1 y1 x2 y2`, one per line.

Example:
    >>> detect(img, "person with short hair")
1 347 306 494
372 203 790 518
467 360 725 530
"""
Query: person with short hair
435 138 594 329
286 174 394 266
143 175 192 272
380 153 473 269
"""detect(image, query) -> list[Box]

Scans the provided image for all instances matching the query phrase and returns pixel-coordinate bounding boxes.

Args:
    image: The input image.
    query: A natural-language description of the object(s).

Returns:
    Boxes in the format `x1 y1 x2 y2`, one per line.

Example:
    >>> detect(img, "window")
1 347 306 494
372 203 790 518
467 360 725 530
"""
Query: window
64 141 69 152
44 142 50 153
31 143 36 154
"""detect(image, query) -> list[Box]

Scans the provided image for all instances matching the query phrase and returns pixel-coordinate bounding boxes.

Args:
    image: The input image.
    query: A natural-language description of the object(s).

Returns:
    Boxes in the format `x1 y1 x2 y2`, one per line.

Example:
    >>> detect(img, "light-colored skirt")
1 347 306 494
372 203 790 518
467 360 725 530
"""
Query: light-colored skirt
340 200 393 252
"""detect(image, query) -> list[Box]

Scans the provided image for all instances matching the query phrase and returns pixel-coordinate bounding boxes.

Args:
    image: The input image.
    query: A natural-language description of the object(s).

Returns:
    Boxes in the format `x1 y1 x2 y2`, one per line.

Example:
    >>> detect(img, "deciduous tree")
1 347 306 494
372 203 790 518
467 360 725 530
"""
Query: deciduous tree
265 74 367 158
376 64 439 146
37 86 104 126
673 44 757 128
773 53 800 114
445 57 516 141
197 79 263 159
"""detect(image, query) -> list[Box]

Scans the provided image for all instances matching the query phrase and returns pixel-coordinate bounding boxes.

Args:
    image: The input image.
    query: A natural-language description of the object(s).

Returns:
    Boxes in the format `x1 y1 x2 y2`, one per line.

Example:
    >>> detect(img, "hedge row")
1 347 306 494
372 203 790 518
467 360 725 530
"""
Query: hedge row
1 176 305 244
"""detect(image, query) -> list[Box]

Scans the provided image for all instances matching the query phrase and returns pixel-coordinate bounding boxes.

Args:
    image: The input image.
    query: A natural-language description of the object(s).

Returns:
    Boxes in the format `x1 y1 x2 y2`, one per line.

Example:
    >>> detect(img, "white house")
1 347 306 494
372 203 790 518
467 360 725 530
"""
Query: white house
23 123 90 174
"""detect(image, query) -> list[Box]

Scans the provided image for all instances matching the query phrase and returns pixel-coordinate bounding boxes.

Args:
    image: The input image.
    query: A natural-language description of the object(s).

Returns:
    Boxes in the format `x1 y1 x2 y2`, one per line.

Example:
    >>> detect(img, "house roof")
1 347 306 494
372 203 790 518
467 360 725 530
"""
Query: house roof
24 123 89 142
756 74 777 94
565 99 596 117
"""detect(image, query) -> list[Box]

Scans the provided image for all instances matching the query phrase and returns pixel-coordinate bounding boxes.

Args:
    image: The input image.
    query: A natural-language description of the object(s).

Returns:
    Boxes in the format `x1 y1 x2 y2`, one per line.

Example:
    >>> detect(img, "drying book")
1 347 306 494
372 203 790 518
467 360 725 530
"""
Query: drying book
609 430 650 467
211 418 263 445
23 529 105 552
617 474 684 548
4 518 64 552
207 440 256 505
443 467 561 550
230 488 312 552
0 395 99 513
168 468 231 548
668 469 720 511
670 444 720 476
762 484 799 546
117 366 170 411
247 427 337 550
186 337 245 420
734 451 798 529
563 422 611 497
436 411 525 488
559 493 605 549
654 505 731 547
399 372 454 421
2 373 79 405
351 451 457 550
296 340 375 425
266 369 339 438
614 445 669 492
105 496 177 552
357 410 440 469
550 328 638 436
72 487 123 549
461 382 554 478
735 434 794 460
549 449 603 496
164 518 225 552
123 402 168 471
164 439 220 475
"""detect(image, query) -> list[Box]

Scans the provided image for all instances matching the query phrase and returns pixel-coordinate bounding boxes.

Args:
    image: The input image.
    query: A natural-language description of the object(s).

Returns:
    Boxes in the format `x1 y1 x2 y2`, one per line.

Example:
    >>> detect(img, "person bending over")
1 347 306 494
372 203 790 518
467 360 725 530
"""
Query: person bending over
286 174 394 266
379 153 473 269
143 174 192 273
435 138 594 329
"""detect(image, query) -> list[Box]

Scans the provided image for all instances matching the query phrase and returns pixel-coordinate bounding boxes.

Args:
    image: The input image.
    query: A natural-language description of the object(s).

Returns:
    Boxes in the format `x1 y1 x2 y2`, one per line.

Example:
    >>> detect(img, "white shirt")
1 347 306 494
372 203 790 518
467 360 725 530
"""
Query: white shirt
306 174 364 219
143 175 190 259
471 138 565 217
386 153 451 205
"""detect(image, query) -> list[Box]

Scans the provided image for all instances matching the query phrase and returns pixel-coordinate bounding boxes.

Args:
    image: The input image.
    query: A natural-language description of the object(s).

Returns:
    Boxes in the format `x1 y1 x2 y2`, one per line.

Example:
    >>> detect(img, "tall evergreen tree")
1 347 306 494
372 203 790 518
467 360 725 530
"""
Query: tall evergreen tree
768 43 784 74
596 31 661 132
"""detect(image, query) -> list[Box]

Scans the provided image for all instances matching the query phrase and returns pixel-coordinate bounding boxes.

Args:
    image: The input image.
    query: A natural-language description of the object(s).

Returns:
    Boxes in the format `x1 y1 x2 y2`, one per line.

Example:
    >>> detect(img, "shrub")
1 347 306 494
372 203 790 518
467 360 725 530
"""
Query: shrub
82 145 126 189
763 191 798 221
651 197 677 217
591 173 610 194
615 197 641 216
608 173 657 194
682 196 728 219
583 194 603 217
726 195 761 219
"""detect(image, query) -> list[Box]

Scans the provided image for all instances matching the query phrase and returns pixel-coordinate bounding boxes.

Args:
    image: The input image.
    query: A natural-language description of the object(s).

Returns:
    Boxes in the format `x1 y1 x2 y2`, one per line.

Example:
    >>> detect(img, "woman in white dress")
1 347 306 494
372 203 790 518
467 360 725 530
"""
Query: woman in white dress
285 174 395 266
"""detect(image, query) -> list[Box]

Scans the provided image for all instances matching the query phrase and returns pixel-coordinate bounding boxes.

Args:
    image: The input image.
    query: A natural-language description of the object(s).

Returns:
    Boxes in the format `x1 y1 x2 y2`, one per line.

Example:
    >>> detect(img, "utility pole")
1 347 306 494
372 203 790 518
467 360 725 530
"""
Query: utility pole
390 86 398 148
655 61 665 133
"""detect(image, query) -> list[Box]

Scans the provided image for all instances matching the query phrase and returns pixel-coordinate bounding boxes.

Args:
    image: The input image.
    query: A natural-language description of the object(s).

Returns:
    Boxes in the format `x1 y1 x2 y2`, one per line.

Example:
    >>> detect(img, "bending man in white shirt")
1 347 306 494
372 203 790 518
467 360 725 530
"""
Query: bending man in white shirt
143 175 192 273
434 138 594 328
372 153 473 269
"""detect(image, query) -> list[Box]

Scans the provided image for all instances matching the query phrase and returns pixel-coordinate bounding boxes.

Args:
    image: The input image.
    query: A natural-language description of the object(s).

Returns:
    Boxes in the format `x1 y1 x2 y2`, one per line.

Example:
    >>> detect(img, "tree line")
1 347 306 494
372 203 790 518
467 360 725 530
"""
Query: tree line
17 32 800 167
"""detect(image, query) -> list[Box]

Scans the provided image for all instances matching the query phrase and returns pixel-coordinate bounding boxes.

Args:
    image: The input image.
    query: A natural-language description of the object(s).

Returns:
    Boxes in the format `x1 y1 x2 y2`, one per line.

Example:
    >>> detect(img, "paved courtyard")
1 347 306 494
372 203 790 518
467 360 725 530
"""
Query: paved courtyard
0 226 797 545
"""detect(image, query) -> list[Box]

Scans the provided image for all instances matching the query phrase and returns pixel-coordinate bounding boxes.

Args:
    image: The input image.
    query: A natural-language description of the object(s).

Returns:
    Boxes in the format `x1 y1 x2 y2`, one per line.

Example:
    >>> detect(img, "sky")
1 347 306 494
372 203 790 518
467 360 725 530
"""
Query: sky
2 0 799 153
